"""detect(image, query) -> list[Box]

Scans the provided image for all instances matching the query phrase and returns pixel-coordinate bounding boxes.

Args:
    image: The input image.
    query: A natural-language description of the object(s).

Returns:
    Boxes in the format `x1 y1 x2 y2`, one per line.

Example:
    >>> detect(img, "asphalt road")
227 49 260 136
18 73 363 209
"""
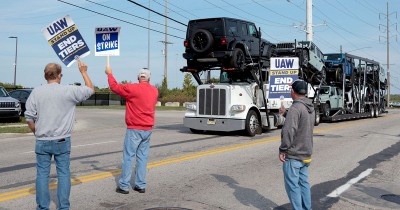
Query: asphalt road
0 108 400 210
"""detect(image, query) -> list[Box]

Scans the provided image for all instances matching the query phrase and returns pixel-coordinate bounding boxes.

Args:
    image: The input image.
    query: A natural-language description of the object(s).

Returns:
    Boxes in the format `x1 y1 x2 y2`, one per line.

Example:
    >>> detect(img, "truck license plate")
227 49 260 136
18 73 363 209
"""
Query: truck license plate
207 119 216 125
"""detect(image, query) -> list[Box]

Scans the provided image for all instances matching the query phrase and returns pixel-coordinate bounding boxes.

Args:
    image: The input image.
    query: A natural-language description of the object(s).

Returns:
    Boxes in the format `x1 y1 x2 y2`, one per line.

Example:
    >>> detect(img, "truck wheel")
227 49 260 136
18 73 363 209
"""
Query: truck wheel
374 106 379 118
189 29 213 53
369 105 374 118
314 110 320 126
322 103 331 117
245 110 260 137
229 48 245 70
190 128 204 134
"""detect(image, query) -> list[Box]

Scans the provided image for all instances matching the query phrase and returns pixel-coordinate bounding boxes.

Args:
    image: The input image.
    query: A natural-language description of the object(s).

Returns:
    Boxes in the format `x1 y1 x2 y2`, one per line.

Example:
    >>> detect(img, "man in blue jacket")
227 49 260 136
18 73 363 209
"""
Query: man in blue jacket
279 79 315 210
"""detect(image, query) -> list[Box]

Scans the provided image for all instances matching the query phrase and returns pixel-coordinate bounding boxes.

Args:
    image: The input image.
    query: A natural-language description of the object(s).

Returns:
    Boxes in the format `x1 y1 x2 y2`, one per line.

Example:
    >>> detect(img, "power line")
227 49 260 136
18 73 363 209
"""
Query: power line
126 0 187 26
355 0 379 14
219 0 290 26
151 0 191 20
57 0 184 39
252 0 301 22
201 0 248 21
85 0 185 32
260 29 281 42
328 0 378 28
166 0 200 18
286 0 306 12
313 5 379 42
313 35 338 52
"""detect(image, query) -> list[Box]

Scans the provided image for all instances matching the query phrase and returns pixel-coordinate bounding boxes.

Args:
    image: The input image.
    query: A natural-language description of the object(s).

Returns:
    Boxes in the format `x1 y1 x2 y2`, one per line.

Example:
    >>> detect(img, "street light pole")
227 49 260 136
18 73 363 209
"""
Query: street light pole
9 36 18 88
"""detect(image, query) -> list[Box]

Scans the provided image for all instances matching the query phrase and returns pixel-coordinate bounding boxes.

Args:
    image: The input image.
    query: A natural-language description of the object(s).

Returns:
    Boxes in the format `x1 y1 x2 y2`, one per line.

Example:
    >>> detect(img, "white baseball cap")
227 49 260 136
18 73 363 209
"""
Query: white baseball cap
138 68 151 80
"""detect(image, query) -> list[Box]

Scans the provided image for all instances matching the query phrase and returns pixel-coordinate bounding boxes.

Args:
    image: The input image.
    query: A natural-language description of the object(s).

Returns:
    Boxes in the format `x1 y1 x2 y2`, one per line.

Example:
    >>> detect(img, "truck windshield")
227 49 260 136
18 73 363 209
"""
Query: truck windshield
319 87 330 94
0 88 9 97
220 71 255 83
324 54 342 61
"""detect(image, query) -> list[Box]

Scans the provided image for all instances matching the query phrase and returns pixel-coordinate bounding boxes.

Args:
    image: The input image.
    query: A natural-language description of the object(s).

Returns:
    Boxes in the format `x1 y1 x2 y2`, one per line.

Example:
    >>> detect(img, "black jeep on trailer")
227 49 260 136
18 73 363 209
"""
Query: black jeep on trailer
182 17 275 72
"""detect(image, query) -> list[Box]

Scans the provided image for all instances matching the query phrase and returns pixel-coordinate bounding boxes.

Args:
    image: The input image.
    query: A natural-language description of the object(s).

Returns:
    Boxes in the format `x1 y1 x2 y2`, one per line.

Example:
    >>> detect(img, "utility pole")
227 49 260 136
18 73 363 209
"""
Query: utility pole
164 0 168 88
306 0 312 41
379 1 397 106
294 0 325 41
8 36 18 88
147 0 150 70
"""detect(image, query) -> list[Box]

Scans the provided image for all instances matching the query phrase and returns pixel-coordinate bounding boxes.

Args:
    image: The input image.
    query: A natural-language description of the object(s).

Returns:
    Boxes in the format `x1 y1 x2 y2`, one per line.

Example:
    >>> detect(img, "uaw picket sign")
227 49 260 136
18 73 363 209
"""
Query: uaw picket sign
268 57 300 99
95 27 120 56
42 15 90 67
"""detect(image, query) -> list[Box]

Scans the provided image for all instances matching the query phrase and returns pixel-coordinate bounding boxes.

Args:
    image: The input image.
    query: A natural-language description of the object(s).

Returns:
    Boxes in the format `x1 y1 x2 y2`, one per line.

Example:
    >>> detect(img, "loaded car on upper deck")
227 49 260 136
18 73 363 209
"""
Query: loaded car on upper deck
182 17 275 72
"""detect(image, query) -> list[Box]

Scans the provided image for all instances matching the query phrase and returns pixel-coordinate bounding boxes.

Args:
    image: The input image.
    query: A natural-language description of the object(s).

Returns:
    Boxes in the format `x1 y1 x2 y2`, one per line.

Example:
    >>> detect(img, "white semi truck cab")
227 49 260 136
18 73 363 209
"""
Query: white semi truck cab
183 57 304 136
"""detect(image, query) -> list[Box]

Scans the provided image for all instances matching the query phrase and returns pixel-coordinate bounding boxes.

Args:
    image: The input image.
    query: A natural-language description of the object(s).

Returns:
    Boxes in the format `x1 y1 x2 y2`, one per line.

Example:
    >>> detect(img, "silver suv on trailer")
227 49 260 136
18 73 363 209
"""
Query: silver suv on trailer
276 40 326 84
0 86 21 121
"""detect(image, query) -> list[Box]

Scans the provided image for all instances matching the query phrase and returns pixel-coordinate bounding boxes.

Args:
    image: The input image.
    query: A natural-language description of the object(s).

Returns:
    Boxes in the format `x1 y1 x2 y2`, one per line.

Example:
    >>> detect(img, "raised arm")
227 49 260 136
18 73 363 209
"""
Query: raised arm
78 60 94 91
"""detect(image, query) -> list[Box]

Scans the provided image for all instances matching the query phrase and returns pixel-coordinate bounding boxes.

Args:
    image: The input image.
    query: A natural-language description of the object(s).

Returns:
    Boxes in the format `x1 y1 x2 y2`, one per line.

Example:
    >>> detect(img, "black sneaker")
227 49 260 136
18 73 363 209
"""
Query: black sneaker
133 186 145 193
116 187 129 194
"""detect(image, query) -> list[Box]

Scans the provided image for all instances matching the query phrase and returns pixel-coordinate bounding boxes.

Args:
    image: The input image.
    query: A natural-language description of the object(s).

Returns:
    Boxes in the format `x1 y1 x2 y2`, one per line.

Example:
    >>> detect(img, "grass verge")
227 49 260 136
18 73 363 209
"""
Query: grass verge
0 126 31 134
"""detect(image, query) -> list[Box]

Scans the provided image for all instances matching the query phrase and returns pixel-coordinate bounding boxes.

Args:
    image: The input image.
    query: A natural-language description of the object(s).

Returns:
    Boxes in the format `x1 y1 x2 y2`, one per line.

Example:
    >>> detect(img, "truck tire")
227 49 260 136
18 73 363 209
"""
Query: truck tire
229 48 245 71
369 105 374 118
244 110 260 137
189 29 213 53
374 106 379 118
322 103 331 117
314 110 320 126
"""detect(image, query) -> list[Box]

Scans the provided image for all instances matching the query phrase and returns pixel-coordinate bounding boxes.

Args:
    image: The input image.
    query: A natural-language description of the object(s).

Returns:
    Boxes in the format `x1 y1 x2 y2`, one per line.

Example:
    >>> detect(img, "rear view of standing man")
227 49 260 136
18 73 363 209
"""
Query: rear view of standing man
279 79 315 210
25 60 94 210
105 66 158 194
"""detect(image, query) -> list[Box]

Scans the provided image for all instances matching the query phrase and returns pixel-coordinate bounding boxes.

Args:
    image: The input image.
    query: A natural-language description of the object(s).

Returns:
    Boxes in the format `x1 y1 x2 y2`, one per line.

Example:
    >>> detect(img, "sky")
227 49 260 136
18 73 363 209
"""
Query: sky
1 0 400 93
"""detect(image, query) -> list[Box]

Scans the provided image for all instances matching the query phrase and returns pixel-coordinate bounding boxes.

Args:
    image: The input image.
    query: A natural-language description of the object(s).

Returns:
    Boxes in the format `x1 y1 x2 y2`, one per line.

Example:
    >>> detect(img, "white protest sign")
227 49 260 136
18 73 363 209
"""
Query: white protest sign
42 15 90 67
95 27 121 56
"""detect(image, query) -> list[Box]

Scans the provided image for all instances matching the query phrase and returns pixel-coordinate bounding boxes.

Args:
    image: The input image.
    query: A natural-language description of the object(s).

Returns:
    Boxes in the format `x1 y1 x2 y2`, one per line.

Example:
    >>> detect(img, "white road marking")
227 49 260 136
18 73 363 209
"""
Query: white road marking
21 141 117 154
327 168 373 197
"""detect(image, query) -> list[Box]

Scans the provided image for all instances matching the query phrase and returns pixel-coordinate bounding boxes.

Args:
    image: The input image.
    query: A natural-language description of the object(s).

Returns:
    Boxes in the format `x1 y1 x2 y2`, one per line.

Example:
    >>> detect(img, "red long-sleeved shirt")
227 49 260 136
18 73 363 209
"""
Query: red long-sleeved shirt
108 74 158 130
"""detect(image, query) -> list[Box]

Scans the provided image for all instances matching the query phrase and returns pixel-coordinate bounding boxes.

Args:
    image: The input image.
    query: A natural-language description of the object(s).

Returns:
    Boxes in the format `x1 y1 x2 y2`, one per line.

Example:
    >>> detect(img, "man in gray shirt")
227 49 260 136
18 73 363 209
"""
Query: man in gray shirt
279 79 315 210
25 60 94 210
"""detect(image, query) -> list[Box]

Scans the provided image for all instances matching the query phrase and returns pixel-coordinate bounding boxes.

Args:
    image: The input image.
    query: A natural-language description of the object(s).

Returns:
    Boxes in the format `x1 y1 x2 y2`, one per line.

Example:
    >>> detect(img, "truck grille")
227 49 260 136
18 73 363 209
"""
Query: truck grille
0 102 15 108
276 43 295 49
198 88 226 116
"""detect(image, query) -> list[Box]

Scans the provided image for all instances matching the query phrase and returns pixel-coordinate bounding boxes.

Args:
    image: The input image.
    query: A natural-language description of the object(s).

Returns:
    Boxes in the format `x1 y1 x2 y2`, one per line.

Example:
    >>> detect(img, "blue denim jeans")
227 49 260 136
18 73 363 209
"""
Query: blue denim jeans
283 158 311 210
118 129 152 191
35 137 71 210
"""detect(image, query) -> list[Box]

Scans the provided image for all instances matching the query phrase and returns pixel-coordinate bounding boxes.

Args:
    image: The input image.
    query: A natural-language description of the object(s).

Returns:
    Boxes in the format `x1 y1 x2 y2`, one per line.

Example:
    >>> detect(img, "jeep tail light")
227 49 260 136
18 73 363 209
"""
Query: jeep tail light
220 38 228 45
184 40 188 47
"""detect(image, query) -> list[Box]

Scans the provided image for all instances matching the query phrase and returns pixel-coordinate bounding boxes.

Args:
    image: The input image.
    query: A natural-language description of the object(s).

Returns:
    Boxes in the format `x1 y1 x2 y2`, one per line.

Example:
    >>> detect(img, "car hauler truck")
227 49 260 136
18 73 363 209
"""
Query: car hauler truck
320 53 387 121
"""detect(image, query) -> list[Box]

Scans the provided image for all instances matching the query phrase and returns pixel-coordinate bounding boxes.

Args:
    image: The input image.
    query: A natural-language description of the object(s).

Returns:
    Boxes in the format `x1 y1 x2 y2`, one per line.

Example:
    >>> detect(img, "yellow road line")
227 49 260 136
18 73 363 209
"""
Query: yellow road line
0 113 398 202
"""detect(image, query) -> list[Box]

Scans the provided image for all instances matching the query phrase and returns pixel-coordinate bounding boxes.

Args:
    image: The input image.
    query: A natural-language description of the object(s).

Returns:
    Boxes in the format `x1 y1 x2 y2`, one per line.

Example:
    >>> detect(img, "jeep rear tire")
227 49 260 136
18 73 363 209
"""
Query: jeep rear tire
229 48 245 70
189 29 213 53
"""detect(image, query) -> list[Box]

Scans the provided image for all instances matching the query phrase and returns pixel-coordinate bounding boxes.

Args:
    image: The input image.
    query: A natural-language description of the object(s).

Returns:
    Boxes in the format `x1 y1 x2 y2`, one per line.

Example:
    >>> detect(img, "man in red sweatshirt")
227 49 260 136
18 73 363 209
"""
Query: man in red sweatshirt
105 66 158 194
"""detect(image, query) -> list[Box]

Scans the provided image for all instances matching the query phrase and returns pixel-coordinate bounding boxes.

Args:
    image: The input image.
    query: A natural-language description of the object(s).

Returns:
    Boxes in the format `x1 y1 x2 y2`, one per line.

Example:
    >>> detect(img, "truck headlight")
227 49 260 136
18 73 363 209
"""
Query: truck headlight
15 102 20 108
231 105 246 112
185 103 196 111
